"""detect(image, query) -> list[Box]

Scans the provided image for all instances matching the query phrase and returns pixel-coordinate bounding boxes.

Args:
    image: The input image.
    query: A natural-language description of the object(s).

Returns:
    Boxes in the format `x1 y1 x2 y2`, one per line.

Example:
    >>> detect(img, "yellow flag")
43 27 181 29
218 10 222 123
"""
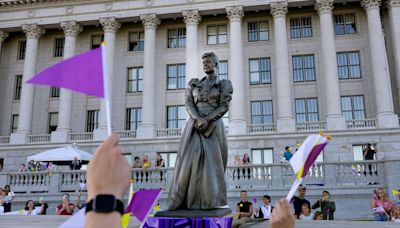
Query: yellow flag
393 190 399 196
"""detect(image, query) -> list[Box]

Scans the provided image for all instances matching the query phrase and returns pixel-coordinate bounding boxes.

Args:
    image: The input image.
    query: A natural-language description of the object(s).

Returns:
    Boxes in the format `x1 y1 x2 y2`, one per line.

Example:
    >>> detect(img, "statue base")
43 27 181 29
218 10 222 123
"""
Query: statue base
144 208 232 228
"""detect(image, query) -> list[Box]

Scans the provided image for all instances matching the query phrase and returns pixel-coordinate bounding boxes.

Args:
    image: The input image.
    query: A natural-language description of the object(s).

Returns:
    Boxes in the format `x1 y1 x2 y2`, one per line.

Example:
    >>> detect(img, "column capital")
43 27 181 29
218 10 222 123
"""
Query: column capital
0 30 8 43
60 21 82 37
361 0 381 11
315 0 334 15
100 17 121 33
22 24 45 39
140 14 160 30
182 10 201 25
387 0 400 8
271 1 288 18
226 6 244 22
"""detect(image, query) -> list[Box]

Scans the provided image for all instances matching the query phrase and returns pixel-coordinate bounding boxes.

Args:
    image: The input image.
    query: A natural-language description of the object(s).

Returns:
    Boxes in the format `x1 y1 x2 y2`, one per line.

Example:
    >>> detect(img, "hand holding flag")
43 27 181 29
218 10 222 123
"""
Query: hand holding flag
286 133 331 201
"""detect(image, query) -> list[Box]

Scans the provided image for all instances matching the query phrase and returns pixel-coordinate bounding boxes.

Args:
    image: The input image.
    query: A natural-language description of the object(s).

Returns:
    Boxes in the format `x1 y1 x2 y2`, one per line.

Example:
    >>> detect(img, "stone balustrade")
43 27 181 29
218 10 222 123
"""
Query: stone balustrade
346 119 377 129
115 130 137 140
155 128 182 138
0 136 9 144
0 160 392 194
247 124 276 133
69 132 93 142
296 121 326 131
28 134 51 144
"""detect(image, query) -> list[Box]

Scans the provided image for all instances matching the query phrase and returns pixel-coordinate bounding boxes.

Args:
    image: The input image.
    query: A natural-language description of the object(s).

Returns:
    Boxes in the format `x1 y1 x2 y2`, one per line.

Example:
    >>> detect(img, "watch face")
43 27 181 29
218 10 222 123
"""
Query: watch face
94 195 116 212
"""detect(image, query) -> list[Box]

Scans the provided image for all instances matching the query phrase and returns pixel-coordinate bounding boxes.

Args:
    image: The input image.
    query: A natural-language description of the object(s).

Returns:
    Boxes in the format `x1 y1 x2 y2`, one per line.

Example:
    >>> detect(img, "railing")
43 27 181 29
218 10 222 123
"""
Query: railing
6 171 50 193
69 132 93 142
0 136 10 145
346 119 377 129
115 130 136 139
28 134 51 144
155 128 182 138
296 121 326 131
0 160 389 194
247 124 275 134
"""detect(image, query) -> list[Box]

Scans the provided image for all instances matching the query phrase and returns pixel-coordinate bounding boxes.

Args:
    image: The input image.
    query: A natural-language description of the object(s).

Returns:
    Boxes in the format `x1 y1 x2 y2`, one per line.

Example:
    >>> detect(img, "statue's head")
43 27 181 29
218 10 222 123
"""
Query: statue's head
202 52 219 74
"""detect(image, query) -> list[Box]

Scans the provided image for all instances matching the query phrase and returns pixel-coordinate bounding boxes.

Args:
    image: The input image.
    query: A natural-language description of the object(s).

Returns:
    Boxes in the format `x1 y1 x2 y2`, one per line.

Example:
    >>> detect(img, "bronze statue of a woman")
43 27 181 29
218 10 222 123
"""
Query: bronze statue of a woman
168 52 233 210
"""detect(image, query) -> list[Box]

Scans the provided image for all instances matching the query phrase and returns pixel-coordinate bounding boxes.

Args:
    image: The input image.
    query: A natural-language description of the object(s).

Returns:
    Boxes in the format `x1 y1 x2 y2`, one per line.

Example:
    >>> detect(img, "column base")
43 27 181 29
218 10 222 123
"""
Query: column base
326 115 346 131
10 131 29 144
137 125 155 139
277 118 295 133
377 113 399 129
51 130 70 143
228 120 247 136
93 128 109 141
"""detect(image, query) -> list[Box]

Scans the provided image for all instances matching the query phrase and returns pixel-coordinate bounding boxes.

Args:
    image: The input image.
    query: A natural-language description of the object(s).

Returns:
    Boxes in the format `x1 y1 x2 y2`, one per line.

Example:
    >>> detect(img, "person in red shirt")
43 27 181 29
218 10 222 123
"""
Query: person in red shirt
56 193 72 215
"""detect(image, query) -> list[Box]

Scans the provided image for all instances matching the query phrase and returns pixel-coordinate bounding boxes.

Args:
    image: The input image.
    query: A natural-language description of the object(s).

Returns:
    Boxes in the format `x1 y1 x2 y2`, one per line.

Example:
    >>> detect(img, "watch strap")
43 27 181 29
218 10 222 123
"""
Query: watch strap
86 197 124 215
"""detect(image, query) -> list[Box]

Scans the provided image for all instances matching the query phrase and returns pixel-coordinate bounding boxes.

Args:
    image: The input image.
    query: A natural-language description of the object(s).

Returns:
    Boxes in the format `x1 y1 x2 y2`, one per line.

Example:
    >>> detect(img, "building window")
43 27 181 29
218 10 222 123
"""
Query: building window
250 58 271 85
334 14 357 35
127 67 144 93
159 152 177 167
168 28 186 48
341 95 365 120
207 25 227 45
86 110 99 132
128 32 144 51
337 51 361 79
218 61 228 80
48 112 58 133
14 75 22 100
50 87 60 98
248 21 269 42
53 38 64 57
295 98 318 123
290 18 312 39
167 64 186 90
11 114 18 133
167 106 186 128
352 144 376 161
252 149 273 164
292 55 315 82
126 108 142 130
17 40 26 60
251 100 273 124
91 35 104 49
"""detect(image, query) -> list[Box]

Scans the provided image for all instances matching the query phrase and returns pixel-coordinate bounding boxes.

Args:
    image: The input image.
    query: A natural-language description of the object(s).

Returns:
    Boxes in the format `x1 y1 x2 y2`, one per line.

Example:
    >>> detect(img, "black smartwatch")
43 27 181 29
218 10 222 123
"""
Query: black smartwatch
85 194 124 215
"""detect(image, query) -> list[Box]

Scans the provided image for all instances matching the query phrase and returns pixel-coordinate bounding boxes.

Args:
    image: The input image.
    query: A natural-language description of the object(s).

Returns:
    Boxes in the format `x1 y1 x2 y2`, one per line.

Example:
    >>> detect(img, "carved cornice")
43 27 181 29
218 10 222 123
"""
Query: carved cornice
22 24 45 39
140 14 160 30
361 0 381 11
0 30 9 43
387 0 400 8
315 0 334 15
60 21 82 37
271 1 288 18
182 10 201 26
226 6 244 22
100 17 121 33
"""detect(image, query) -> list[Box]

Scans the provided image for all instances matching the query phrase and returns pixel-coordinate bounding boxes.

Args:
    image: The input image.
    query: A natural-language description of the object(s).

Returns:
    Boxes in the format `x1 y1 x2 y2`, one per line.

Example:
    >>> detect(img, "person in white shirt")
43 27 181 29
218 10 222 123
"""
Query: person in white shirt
3 185 16 212
254 195 274 220
0 198 5 214
299 203 314 220
24 200 45 215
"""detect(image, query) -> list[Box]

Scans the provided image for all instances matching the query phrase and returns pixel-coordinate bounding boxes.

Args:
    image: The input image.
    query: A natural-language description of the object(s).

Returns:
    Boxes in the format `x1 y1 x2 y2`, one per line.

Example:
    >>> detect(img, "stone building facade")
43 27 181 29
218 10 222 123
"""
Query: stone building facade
0 0 399 218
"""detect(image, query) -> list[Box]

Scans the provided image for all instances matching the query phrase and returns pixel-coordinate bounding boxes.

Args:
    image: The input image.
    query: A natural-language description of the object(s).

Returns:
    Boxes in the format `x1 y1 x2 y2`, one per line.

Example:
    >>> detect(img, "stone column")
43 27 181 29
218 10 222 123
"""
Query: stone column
137 14 160 139
226 6 247 135
51 21 82 143
361 0 399 128
10 24 45 144
93 17 121 140
0 30 8 53
271 1 295 132
388 0 400 113
315 0 346 130
183 10 201 84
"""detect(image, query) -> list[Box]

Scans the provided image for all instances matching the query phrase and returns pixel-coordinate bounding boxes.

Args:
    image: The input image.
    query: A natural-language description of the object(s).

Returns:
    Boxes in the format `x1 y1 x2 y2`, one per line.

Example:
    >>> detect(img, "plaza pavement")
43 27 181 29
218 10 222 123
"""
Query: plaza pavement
0 216 398 228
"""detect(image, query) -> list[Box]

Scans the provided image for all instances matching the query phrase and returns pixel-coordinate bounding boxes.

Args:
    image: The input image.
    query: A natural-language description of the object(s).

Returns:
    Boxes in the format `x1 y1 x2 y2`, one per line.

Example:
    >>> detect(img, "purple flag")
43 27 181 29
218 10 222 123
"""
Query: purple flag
27 47 104 97
126 189 162 223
